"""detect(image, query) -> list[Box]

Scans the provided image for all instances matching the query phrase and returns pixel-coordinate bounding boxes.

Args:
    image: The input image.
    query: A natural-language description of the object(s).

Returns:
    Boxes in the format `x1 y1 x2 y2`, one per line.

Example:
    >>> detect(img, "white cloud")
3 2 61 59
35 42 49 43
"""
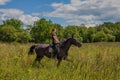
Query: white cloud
0 9 39 25
0 0 10 5
19 15 39 25
51 3 64 9
0 9 23 18
45 0 120 26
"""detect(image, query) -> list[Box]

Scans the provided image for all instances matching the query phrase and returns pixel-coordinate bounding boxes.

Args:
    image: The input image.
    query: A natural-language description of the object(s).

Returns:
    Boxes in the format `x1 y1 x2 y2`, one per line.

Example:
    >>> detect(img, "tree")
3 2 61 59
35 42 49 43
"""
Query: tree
87 27 96 42
78 26 88 42
92 31 108 42
64 26 83 42
3 18 23 29
0 26 17 42
15 31 32 43
0 25 32 43
31 18 53 43
114 22 120 41
106 34 115 42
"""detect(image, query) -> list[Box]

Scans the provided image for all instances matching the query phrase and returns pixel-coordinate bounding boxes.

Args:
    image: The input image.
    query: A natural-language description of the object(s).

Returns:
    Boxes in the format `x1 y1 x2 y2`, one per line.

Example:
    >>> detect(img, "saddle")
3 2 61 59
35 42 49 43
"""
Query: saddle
49 43 60 54
49 44 55 53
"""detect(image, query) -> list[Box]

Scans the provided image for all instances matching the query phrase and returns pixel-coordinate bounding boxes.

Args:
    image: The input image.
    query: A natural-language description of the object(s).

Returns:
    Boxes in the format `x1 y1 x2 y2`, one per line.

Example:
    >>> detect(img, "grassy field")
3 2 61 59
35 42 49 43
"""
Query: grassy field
0 42 120 80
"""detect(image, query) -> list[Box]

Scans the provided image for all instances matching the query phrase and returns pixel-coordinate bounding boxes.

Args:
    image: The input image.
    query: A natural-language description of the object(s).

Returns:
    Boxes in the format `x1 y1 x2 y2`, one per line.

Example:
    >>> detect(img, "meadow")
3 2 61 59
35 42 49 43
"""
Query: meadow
0 42 120 80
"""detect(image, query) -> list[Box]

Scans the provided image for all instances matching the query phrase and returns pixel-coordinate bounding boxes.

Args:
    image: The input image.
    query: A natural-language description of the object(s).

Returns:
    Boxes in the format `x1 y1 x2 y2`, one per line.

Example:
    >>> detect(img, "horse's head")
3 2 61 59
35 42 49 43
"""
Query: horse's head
70 35 82 47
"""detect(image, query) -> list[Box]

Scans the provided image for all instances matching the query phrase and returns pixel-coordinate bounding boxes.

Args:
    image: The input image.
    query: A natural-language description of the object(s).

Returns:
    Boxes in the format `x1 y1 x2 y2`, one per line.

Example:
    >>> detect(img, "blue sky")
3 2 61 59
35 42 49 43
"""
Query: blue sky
0 0 120 26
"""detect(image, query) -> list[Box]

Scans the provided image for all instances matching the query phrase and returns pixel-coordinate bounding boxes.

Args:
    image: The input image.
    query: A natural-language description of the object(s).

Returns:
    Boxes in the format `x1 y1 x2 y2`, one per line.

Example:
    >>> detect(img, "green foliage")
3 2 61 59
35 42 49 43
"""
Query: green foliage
106 34 115 42
92 31 108 42
0 26 17 42
0 18 31 43
3 18 23 29
87 27 96 42
31 18 53 43
64 26 83 42
115 32 120 41
0 25 31 43
79 26 88 42
0 18 120 43
15 31 32 43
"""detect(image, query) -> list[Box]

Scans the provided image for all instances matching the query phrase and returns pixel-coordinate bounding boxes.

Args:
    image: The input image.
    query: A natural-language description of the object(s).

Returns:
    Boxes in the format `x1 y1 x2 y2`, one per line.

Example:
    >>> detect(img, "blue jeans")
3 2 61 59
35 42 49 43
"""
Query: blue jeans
53 43 60 53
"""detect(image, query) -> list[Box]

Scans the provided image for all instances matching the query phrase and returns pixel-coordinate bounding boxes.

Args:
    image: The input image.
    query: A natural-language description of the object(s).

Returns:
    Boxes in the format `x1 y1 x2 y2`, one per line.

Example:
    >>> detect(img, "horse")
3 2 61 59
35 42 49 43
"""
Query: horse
28 36 82 67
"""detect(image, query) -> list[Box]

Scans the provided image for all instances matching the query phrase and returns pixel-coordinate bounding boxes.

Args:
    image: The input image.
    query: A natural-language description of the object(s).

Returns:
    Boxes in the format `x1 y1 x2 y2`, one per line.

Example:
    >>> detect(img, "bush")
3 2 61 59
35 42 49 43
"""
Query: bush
106 34 115 42
0 26 17 42
16 31 32 43
0 26 31 43
92 31 108 42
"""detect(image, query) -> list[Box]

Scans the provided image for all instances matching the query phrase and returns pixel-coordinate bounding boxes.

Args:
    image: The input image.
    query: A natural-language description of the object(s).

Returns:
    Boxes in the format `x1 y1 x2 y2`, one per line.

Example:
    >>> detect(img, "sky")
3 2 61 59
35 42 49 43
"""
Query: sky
0 0 120 27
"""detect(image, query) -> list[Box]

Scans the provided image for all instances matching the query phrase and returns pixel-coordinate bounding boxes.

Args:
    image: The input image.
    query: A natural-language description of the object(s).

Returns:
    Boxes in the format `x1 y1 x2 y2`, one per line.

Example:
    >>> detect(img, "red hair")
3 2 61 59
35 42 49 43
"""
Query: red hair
52 28 56 32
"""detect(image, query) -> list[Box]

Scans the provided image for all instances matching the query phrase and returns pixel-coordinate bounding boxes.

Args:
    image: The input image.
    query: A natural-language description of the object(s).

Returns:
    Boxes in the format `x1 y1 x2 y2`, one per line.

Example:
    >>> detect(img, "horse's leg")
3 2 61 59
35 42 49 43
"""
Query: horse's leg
37 56 44 67
63 53 73 63
33 55 44 67
35 55 44 67
57 58 62 67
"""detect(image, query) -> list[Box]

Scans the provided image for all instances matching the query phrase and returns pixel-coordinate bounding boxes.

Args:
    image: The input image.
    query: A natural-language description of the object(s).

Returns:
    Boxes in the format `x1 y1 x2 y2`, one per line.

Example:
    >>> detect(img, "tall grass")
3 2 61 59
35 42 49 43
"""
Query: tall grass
0 42 120 80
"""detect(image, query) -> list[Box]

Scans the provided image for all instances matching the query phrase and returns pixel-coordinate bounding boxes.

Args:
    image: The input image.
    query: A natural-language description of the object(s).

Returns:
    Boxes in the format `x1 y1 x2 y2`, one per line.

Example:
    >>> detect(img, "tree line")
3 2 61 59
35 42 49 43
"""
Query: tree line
0 18 120 43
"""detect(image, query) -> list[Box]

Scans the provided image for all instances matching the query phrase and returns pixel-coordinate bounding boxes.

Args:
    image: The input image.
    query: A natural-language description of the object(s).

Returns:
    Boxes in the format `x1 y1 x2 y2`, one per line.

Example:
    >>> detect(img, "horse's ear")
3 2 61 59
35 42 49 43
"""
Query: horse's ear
72 34 74 38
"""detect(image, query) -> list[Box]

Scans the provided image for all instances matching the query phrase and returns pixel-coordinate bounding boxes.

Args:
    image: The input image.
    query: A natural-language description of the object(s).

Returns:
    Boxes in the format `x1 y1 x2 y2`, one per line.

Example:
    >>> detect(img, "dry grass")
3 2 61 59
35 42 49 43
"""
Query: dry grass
0 42 120 80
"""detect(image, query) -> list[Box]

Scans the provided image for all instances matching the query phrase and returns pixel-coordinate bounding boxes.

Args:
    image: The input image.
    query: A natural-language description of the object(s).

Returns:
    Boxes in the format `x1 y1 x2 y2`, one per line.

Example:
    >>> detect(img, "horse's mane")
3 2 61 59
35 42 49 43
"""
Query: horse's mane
60 38 71 47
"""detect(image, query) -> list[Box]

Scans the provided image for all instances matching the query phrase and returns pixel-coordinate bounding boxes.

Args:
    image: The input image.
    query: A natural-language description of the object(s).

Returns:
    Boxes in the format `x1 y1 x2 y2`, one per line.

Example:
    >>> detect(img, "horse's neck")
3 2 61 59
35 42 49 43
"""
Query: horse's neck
62 40 71 52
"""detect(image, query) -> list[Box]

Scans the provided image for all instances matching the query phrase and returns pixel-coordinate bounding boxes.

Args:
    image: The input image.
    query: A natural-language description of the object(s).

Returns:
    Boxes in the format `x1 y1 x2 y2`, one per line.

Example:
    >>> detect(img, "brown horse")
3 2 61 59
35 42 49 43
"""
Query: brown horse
28 36 82 67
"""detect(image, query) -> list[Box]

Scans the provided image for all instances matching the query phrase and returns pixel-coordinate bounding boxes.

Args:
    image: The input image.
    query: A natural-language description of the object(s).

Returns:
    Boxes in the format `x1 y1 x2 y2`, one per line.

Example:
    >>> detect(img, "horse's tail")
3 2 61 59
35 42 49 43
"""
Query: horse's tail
28 45 36 55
